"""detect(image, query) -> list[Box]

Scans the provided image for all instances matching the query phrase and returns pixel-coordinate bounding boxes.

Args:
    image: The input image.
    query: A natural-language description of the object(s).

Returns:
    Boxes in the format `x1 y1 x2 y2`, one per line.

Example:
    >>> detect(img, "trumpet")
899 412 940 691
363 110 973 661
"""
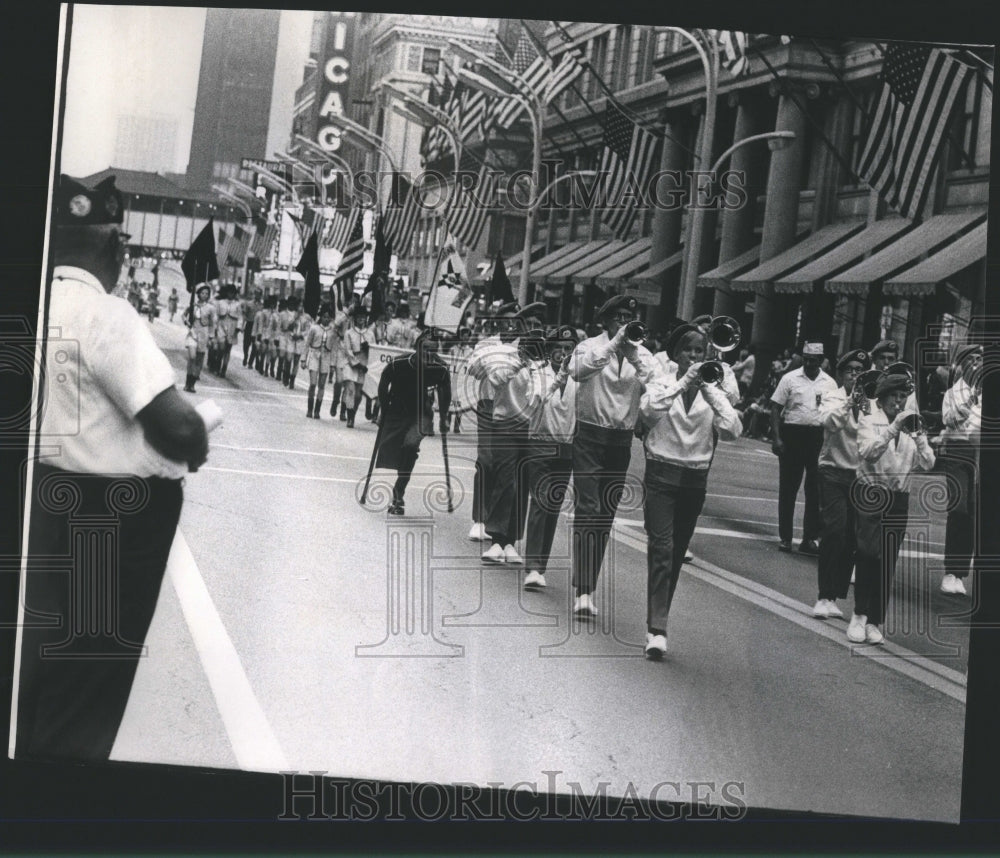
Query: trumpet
899 412 925 435
699 360 727 384
624 320 648 344
706 316 742 355
850 369 885 415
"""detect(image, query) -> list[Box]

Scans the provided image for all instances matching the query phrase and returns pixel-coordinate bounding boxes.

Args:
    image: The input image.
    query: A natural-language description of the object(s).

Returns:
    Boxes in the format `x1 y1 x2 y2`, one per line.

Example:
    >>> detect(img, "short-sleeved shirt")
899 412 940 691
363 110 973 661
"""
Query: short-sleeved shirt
770 366 838 427
41 266 186 479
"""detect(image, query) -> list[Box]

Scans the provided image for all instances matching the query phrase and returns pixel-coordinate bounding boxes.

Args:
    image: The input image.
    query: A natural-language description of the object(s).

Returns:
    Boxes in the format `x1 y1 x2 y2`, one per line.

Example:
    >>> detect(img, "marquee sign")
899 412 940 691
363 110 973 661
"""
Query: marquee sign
316 12 357 154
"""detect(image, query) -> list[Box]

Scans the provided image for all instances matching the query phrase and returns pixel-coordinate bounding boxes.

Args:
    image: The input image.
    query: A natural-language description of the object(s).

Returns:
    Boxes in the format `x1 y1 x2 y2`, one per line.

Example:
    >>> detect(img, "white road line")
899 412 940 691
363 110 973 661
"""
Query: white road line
704 493 800 505
211 443 477 473
166 530 289 771
200 465 452 485
610 524 966 703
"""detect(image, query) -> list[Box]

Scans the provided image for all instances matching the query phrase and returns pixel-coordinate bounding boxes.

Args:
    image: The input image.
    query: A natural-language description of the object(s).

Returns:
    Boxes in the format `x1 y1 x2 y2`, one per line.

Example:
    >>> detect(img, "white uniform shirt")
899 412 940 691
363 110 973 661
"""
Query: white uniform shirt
569 332 656 431
770 366 838 426
529 365 577 444
818 386 860 470
41 266 186 479
640 376 742 469
940 377 981 444
466 335 517 403
857 406 935 493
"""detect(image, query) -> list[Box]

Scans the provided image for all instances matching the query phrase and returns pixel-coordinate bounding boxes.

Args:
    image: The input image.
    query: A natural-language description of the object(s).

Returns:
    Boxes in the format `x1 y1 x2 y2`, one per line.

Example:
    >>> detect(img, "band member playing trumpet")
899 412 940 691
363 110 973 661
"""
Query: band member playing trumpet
938 343 982 596
812 349 871 619
769 342 838 554
638 324 743 658
849 373 935 644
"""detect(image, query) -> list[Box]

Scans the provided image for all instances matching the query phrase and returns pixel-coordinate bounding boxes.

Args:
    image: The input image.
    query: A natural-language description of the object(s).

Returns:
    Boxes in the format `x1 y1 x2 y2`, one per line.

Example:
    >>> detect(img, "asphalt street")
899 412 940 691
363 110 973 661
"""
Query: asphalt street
109 314 970 822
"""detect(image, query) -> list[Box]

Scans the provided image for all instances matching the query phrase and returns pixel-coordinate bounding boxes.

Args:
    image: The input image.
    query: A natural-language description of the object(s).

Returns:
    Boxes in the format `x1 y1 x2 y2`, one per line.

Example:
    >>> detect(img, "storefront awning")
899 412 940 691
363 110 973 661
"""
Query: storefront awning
595 240 670 288
826 210 985 295
531 240 613 280
696 243 762 290
630 248 685 286
884 221 988 296
484 241 546 281
523 241 587 279
541 239 629 285
772 218 913 293
730 221 866 294
556 237 654 286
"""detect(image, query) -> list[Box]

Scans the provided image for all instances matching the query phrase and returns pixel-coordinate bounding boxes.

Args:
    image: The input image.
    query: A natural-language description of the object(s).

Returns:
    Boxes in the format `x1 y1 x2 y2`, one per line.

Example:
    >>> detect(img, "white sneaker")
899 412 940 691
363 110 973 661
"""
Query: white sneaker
523 570 546 589
644 633 667 659
850 569 856 585
825 600 844 619
468 522 489 541
684 550 694 562
865 623 885 645
503 544 523 565
811 599 830 618
573 593 598 616
847 614 867 643
940 574 968 595
481 543 505 564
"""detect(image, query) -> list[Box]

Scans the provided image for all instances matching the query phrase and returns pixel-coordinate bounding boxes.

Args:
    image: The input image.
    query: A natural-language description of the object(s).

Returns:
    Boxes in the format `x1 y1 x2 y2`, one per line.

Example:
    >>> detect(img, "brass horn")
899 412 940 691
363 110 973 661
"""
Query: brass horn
707 316 742 354
625 320 648 344
699 361 727 385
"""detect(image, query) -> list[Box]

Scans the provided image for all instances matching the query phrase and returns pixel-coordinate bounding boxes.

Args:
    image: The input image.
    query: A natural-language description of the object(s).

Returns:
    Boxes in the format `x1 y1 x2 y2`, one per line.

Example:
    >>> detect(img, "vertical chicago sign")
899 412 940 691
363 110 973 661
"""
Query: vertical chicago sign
316 12 357 154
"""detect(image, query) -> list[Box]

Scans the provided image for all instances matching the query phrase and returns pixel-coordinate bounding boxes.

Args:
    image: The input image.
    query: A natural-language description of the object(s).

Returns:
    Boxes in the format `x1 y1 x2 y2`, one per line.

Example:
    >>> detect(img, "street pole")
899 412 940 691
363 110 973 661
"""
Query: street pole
518 109 543 308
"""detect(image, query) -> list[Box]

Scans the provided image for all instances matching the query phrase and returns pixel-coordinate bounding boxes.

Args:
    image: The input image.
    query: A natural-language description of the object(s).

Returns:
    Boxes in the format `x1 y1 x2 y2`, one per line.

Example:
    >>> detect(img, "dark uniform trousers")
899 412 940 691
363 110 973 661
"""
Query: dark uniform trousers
472 399 495 524
571 421 634 595
524 441 573 574
854 488 909 626
939 441 978 578
778 423 824 543
817 466 857 600
643 460 707 635
16 464 183 762
485 418 533 547
243 321 255 365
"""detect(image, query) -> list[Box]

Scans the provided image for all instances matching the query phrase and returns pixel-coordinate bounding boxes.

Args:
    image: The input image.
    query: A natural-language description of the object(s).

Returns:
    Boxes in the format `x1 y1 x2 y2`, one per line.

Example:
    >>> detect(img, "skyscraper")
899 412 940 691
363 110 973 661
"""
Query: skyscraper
186 8 281 192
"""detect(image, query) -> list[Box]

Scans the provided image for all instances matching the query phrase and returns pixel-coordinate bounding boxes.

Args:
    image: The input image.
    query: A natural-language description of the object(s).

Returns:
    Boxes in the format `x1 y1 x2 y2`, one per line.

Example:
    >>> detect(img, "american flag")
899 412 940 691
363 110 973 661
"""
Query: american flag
381 173 421 256
444 164 498 250
492 24 552 128
421 76 453 166
228 223 254 267
858 43 973 220
599 102 658 239
216 226 235 272
334 208 366 283
715 31 751 77
321 206 359 252
544 44 586 104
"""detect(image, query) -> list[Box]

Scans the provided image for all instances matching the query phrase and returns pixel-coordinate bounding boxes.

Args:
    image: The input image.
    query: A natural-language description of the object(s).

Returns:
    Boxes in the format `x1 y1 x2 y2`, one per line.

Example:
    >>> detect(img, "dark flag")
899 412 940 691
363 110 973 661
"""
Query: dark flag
182 218 220 293
488 251 515 304
373 212 392 274
296 231 322 319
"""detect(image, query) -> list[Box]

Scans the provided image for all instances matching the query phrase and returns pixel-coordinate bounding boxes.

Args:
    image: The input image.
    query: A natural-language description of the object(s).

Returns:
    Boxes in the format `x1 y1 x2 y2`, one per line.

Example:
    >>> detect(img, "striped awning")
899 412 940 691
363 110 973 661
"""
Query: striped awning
630 248 685 286
531 240 612 281
522 241 586 279
730 221 866 294
827 210 985 295
884 221 988 295
772 218 914 293
697 243 762 290
560 237 654 286
541 239 630 285
595 240 670 288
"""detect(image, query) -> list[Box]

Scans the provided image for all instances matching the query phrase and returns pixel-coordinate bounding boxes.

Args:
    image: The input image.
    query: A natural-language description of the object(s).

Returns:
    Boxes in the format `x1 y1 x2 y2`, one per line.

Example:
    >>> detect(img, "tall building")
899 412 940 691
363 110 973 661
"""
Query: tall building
113 114 179 173
186 8 281 193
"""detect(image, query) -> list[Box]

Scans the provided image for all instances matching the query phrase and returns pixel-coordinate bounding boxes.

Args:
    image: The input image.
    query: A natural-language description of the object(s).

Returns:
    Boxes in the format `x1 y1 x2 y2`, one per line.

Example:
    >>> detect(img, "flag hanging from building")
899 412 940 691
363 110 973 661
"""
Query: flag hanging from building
296 231 322 318
492 23 552 128
488 251 515 304
251 216 278 261
182 219 220 292
857 42 973 220
599 102 658 239
322 205 360 252
335 208 366 283
381 173 421 256
713 31 751 77
227 223 254 268
444 164 498 250
544 43 586 103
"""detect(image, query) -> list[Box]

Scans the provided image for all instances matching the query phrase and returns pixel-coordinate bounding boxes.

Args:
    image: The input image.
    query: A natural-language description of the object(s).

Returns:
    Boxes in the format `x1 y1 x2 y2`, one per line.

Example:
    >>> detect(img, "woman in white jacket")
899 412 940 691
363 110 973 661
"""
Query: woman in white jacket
638 324 742 659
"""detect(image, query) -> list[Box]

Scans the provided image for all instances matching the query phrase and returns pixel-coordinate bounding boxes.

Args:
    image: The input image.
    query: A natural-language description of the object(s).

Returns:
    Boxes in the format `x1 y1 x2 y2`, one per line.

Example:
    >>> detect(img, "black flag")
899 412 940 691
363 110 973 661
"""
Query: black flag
372 212 392 275
296 231 321 319
488 251 515 304
182 218 220 293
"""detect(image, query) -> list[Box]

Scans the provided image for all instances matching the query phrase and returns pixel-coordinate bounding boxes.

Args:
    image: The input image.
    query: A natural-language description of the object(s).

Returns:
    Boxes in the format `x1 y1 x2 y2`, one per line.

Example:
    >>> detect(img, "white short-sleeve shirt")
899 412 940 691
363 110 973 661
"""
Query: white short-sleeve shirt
770 366 838 426
40 266 187 478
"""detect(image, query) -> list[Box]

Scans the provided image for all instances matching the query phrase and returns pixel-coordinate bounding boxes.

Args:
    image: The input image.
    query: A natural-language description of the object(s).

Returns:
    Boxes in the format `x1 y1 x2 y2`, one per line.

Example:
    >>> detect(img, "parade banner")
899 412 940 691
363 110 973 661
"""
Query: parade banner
363 343 477 414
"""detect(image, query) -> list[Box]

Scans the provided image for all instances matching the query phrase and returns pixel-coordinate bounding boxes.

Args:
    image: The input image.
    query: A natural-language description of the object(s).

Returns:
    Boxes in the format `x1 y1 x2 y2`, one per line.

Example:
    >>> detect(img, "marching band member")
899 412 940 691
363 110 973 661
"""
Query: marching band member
266 298 284 379
769 342 837 554
386 302 418 348
522 326 579 590
277 295 297 386
204 286 222 374
480 305 549 565
938 343 982 596
241 288 262 367
339 305 371 428
252 294 272 375
301 304 335 419
567 295 656 617
812 348 870 619
638 324 742 658
869 339 918 412
183 282 217 393
287 298 308 391
331 298 353 420
215 284 241 379
849 373 935 644
375 330 452 516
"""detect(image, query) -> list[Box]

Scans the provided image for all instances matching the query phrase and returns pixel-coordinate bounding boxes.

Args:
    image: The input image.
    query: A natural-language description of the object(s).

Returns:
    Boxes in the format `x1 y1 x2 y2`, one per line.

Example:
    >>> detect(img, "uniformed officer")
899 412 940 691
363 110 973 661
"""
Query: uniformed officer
184 282 217 392
17 174 209 761
769 342 838 553
868 339 918 412
567 295 656 617
301 303 335 419
215 283 241 378
241 288 263 366
277 295 298 386
812 348 871 619
330 299 353 419
252 294 272 375
375 330 452 515
286 297 308 390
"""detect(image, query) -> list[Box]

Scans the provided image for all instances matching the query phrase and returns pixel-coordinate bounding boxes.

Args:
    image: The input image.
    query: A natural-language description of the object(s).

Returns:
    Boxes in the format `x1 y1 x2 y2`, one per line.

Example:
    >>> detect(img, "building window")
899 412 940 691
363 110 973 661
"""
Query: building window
947 75 984 172
845 89 877 182
421 47 441 76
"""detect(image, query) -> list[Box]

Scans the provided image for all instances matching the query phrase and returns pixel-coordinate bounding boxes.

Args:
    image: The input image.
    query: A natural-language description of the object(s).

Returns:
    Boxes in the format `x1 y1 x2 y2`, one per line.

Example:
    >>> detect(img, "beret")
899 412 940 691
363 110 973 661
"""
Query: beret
546 325 580 346
596 294 638 317
870 339 899 357
55 174 124 226
665 323 701 360
836 348 871 373
875 373 912 398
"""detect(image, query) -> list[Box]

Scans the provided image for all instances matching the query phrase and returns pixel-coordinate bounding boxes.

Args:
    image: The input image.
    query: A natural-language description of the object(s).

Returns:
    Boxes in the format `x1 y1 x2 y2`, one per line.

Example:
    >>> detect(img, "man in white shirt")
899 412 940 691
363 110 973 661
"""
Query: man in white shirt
16 175 209 762
733 348 756 399
770 342 838 554
813 348 870 619
938 343 982 596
